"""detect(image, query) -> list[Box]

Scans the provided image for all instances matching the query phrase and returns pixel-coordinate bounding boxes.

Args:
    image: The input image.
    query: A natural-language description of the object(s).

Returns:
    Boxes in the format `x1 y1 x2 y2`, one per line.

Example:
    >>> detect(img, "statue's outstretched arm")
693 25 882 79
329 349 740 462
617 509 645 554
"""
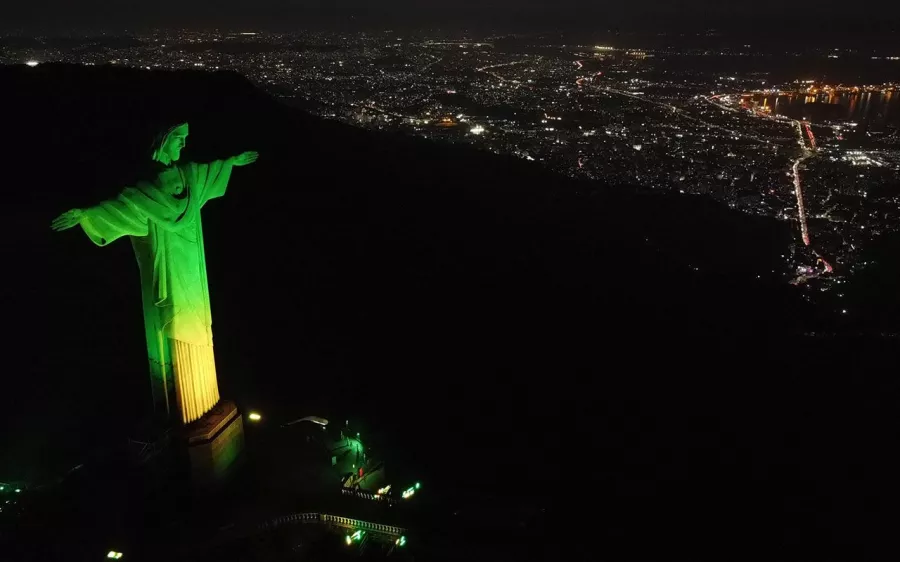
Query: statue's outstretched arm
52 186 154 246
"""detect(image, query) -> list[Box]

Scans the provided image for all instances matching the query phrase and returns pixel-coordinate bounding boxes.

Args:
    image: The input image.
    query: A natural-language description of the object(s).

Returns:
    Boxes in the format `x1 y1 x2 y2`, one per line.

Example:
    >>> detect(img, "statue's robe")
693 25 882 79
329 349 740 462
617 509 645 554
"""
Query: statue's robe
79 160 233 423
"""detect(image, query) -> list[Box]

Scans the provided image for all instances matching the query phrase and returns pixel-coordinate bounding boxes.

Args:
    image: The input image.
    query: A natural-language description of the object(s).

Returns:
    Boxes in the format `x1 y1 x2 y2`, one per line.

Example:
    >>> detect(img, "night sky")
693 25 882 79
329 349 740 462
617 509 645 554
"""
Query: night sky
4 0 899 34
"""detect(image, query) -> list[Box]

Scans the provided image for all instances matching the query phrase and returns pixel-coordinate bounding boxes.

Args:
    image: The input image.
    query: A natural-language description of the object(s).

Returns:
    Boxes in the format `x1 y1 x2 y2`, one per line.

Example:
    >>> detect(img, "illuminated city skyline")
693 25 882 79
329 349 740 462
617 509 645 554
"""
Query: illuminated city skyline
5 29 898 299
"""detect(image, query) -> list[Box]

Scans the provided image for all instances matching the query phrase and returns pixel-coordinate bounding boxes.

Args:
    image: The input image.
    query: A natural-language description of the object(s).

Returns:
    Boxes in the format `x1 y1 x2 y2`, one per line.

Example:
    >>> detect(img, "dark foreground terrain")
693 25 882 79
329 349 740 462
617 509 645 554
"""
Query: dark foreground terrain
0 64 898 560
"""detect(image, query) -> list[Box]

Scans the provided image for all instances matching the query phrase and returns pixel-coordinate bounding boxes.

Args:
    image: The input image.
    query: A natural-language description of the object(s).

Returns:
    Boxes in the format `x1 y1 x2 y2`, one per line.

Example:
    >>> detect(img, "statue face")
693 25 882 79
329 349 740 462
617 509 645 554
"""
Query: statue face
162 132 188 163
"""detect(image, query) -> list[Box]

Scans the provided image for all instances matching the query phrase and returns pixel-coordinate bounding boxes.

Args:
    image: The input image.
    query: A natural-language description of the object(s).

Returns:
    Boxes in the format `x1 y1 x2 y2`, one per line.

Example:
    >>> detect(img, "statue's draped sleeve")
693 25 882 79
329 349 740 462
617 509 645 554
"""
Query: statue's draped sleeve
193 159 233 205
80 182 181 247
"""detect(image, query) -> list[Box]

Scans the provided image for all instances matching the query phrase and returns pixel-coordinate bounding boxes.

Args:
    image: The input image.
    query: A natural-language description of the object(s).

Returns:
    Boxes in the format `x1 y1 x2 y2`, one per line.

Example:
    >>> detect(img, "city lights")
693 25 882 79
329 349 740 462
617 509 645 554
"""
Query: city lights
4 29 897 299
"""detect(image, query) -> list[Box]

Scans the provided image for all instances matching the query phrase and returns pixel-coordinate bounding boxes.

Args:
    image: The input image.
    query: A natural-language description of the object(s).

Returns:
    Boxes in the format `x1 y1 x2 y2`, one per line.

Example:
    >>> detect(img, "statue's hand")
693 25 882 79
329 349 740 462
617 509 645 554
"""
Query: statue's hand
231 151 259 167
51 209 84 231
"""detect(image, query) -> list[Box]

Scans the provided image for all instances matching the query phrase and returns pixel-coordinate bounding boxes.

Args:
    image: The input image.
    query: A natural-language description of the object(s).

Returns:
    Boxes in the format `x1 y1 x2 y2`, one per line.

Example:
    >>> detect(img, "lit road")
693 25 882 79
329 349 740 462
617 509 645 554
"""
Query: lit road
789 120 832 271
804 121 817 150
597 87 766 142
791 119 815 246
421 55 444 72
476 59 533 84
790 119 831 274
792 151 812 246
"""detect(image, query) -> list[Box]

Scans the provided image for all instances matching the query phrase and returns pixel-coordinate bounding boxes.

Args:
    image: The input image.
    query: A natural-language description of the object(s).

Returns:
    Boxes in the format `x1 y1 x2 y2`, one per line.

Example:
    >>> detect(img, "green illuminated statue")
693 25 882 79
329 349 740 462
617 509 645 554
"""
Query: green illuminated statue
52 124 258 424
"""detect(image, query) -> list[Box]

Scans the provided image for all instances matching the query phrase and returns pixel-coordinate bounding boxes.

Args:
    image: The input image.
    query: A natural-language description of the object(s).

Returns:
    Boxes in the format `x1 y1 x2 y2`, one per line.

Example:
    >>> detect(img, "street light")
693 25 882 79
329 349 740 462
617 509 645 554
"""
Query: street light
346 530 364 545
106 551 123 560
248 412 262 422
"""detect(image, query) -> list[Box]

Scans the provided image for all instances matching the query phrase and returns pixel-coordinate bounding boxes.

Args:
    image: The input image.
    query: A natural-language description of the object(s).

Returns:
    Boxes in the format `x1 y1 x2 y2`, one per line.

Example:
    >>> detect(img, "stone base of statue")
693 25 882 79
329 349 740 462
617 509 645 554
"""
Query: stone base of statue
185 400 245 485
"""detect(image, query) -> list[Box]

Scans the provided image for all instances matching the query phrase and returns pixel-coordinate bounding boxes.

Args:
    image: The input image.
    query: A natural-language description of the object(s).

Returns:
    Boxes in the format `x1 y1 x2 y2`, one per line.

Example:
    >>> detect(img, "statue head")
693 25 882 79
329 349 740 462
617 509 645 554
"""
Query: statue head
151 123 190 165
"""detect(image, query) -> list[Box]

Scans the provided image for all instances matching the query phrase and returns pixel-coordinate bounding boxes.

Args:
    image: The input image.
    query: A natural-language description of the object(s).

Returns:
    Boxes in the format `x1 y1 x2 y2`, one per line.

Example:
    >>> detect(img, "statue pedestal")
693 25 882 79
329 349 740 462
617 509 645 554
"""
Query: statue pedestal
185 400 245 485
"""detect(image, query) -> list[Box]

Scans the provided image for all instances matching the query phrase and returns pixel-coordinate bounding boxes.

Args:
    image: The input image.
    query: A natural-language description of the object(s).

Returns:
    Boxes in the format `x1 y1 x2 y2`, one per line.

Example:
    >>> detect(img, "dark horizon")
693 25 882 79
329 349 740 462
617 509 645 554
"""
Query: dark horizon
4 1 899 39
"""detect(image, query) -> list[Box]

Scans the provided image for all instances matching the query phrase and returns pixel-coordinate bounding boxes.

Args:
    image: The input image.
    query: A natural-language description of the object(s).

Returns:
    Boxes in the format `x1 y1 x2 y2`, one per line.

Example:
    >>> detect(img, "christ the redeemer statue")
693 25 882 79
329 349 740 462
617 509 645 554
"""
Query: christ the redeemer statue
52 123 258 424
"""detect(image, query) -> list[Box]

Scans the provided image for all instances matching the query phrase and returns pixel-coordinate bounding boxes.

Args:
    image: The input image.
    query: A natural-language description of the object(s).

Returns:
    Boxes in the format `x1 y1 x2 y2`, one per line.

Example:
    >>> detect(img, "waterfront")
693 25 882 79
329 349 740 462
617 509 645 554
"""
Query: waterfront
750 90 899 127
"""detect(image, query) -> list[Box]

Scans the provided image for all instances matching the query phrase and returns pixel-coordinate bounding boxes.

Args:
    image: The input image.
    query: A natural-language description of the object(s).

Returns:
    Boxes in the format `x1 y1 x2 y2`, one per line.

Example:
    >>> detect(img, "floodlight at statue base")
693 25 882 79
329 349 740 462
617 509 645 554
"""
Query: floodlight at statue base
184 400 245 486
